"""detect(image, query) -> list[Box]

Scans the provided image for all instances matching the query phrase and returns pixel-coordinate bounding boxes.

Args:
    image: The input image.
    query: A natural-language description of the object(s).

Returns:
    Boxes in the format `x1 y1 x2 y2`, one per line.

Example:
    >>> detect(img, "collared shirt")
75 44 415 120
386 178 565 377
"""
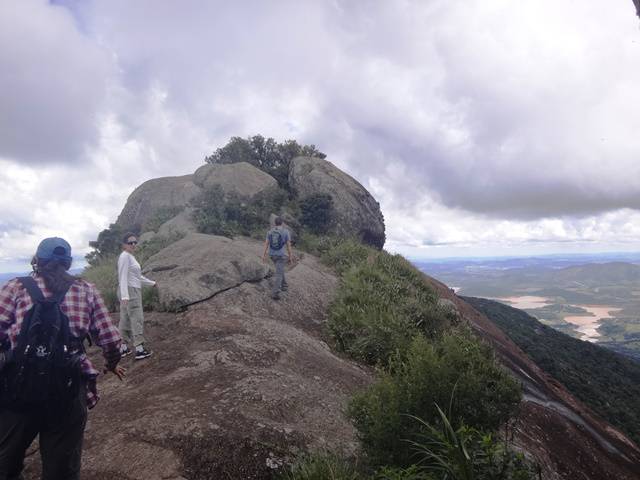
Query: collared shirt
266 227 290 257
0 274 122 409
118 251 156 300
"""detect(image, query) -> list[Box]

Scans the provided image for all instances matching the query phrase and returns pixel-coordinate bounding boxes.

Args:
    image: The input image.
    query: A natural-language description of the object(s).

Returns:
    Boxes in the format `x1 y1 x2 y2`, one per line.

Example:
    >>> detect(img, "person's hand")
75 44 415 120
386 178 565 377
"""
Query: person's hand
121 299 129 307
104 365 127 381
262 255 267 263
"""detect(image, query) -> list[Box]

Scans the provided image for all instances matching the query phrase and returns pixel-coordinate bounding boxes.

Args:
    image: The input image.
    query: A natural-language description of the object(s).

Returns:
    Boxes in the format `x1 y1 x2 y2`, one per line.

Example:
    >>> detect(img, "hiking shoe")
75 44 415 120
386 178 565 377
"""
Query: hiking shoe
135 348 152 360
120 345 132 358
272 293 281 300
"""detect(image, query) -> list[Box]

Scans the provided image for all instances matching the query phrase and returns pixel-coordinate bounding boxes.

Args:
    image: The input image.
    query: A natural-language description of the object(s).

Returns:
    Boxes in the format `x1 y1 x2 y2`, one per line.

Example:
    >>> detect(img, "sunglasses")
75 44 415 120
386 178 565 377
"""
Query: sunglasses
126 241 138 246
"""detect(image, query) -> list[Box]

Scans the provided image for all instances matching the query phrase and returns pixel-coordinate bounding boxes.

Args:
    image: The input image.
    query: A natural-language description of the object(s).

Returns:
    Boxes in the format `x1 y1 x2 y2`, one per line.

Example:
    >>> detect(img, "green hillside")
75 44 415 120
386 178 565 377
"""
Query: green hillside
464 296 640 446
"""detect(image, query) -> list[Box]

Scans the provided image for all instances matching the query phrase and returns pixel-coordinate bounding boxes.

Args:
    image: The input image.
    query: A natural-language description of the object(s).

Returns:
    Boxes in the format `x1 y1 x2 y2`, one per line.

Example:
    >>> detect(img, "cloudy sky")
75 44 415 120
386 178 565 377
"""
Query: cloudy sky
1 0 639 272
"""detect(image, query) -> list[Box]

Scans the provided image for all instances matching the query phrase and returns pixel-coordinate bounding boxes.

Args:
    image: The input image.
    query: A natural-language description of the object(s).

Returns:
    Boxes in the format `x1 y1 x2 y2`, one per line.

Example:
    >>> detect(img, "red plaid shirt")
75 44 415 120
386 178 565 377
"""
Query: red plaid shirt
0 274 122 409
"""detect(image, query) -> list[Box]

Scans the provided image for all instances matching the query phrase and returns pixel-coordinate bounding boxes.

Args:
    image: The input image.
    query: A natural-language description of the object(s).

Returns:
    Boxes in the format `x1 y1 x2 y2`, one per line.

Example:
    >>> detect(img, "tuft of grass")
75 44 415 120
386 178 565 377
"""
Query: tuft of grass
82 255 118 312
406 406 536 480
328 251 454 366
280 452 363 480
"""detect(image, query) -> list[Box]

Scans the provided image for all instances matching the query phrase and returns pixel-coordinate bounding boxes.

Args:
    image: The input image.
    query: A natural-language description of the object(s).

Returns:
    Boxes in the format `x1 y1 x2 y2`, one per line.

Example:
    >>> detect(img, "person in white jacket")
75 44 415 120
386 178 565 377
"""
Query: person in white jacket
118 232 155 360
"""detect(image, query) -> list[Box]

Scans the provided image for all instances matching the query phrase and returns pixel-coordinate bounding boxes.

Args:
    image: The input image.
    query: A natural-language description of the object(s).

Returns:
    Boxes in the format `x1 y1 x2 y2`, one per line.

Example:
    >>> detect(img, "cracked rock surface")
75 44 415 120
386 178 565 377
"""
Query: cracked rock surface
143 233 271 311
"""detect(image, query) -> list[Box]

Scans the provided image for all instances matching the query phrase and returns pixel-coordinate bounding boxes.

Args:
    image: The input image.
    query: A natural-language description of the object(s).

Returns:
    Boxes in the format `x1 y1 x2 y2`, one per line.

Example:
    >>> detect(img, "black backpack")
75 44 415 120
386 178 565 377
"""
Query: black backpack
268 229 285 250
0 277 84 408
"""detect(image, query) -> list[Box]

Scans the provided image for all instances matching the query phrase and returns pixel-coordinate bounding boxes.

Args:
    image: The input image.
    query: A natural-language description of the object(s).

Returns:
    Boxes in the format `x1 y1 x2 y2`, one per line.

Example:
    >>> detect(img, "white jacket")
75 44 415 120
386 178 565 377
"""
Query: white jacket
118 251 155 300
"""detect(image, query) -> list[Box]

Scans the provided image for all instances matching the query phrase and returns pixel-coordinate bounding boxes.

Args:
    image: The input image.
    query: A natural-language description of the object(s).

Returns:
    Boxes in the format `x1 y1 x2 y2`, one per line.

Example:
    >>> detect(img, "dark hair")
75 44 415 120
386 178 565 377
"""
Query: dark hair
36 258 76 295
122 232 137 244
274 216 283 226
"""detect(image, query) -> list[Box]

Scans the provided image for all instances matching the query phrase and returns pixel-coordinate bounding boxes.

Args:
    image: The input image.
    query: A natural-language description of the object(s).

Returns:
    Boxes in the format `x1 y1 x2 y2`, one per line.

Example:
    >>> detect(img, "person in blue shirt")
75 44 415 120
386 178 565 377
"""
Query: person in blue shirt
262 217 293 300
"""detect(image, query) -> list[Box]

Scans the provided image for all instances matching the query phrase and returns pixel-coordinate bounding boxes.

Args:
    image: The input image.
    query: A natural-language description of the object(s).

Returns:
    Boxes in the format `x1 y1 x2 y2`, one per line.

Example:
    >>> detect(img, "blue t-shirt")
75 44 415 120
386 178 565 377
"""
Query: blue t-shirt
266 227 290 257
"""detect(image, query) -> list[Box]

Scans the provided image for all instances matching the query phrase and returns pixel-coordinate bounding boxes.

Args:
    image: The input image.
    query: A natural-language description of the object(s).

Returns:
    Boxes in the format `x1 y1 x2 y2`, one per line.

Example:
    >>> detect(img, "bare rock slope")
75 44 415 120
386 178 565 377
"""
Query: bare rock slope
26 245 371 480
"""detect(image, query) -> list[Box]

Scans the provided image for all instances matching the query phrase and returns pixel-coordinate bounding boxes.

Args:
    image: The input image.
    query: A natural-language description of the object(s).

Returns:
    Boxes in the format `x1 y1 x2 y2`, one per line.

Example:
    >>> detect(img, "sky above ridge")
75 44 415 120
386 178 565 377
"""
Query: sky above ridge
1 0 640 272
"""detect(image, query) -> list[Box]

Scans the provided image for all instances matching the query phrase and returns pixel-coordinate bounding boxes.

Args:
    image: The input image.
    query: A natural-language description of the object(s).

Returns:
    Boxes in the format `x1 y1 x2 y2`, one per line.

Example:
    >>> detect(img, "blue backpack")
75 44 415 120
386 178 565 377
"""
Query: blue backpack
268 229 285 250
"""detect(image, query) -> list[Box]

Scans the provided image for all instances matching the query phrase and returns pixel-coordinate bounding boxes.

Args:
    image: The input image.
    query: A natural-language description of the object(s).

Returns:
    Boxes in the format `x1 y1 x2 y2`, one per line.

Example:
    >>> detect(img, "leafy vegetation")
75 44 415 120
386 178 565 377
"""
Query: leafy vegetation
281 240 526 478
86 223 125 266
299 193 335 234
406 407 535 480
82 254 119 312
328 251 455 366
142 206 184 233
465 296 640 445
205 135 325 190
280 453 363 480
348 334 522 467
191 185 288 238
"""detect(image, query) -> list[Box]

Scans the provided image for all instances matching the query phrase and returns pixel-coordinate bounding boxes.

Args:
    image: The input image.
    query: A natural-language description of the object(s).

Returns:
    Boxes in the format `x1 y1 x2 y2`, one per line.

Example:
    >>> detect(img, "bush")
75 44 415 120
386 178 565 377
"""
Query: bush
136 232 185 264
299 193 335 234
82 255 118 312
280 453 363 480
205 135 326 191
82 250 161 313
191 185 288 238
142 206 183 233
320 239 373 276
348 333 522 468
328 252 454 366
408 407 535 480
374 465 433 480
86 223 125 266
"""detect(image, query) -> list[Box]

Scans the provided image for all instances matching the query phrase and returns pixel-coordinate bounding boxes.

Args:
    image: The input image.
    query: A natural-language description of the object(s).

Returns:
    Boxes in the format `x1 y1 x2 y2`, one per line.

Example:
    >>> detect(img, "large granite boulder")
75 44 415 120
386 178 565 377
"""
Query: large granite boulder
143 233 270 311
157 208 198 237
116 174 201 230
193 162 278 197
289 156 386 248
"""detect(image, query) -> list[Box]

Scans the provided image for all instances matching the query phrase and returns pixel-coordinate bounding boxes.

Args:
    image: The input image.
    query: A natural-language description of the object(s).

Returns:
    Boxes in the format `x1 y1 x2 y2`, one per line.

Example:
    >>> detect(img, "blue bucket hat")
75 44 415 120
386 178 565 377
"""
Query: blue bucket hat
36 237 73 265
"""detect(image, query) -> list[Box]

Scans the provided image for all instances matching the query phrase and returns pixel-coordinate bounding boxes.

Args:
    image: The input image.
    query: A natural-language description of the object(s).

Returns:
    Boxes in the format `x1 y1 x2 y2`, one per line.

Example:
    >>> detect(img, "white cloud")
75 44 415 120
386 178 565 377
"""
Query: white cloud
1 0 640 270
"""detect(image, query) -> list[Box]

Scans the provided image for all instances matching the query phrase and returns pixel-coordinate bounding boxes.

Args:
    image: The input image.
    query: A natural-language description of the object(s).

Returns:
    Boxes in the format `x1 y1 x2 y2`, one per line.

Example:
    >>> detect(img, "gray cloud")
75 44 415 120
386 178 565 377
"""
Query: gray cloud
2 0 640 267
0 0 113 164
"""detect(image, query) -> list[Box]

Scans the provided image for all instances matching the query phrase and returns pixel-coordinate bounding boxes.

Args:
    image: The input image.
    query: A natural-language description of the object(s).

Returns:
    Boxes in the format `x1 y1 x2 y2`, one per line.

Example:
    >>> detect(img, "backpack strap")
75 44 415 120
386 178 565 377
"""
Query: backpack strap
17 276 44 303
17 276 71 304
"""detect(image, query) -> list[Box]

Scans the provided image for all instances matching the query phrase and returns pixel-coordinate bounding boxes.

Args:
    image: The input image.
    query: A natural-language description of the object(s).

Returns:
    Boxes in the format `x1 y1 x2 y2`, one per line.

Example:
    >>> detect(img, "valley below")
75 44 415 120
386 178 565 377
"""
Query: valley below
415 254 640 360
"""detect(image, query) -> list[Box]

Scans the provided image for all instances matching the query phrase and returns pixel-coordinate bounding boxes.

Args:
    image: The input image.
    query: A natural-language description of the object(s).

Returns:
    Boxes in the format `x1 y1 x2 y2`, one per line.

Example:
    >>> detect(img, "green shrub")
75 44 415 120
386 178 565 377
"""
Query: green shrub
328 252 454 366
280 453 363 480
192 185 288 238
374 465 432 480
86 223 125 266
136 232 185 264
204 135 326 191
82 250 162 313
299 193 335 234
82 255 118 312
142 206 183 233
408 406 535 480
321 239 373 276
348 333 522 468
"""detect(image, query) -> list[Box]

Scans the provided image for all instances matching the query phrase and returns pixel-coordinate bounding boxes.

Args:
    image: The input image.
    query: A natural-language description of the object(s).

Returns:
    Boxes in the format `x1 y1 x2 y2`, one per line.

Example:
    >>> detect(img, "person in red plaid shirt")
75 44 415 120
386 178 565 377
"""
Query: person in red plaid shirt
0 237 126 480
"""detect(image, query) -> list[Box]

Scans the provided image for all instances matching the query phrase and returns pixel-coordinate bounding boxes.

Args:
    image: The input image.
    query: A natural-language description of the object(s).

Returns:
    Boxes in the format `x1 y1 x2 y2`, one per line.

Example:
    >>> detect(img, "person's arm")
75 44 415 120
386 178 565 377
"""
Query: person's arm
117 253 130 302
0 280 17 370
88 285 126 381
262 239 269 262
285 230 293 262
286 240 293 263
140 274 156 288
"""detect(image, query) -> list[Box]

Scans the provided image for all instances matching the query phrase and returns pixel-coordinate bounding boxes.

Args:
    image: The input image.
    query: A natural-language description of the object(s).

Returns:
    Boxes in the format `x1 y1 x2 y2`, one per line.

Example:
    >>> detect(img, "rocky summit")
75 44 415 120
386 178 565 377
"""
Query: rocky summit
25 155 640 479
